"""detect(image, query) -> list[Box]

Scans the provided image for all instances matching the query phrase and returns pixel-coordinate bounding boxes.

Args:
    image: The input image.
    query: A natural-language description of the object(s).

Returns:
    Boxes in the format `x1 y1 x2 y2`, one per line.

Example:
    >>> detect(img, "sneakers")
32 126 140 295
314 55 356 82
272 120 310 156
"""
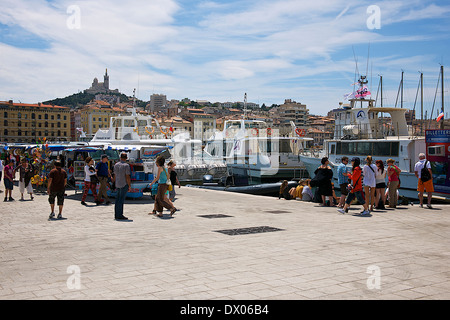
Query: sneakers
9 197 14 201
49 213 63 219
360 210 371 216
337 208 347 214
81 201 87 205
427 204 433 209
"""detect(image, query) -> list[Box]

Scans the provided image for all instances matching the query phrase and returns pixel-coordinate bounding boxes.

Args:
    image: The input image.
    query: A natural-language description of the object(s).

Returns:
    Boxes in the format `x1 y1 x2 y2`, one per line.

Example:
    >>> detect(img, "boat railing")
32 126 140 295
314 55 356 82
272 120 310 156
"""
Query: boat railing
299 148 321 158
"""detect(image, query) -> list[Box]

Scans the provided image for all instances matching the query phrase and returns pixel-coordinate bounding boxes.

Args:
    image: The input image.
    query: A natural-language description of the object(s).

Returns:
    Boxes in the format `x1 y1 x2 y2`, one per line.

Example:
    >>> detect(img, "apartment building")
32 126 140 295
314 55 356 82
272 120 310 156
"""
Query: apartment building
0 100 71 143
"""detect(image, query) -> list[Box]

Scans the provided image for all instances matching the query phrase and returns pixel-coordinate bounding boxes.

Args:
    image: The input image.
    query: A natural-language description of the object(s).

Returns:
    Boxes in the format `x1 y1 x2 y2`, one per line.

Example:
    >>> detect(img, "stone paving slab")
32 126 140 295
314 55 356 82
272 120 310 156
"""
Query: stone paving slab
0 186 449 300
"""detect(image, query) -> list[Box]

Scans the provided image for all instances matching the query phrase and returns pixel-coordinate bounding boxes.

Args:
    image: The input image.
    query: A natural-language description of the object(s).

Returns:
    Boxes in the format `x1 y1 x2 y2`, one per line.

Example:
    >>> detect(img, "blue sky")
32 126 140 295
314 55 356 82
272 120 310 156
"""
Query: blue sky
0 0 449 116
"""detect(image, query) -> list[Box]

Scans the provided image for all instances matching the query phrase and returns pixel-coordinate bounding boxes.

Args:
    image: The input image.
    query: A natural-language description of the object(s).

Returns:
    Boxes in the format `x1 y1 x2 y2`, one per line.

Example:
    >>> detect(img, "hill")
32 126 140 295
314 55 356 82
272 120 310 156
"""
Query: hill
43 91 148 109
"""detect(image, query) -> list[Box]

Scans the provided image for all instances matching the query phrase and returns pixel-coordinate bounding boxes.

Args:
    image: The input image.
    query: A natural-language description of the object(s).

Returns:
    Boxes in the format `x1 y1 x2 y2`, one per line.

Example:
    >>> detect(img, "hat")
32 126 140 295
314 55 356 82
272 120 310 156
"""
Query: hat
101 154 108 159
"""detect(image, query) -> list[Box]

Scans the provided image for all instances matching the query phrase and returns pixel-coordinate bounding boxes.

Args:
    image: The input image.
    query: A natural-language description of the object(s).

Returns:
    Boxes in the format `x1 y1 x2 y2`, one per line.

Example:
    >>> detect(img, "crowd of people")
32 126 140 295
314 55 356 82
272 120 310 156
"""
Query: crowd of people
279 153 435 216
1 152 182 221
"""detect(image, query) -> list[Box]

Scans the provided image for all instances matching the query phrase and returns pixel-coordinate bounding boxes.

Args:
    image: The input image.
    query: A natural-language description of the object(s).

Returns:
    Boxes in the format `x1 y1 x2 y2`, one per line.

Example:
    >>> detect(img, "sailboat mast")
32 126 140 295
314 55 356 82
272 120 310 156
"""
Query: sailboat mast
441 65 444 130
421 72 423 136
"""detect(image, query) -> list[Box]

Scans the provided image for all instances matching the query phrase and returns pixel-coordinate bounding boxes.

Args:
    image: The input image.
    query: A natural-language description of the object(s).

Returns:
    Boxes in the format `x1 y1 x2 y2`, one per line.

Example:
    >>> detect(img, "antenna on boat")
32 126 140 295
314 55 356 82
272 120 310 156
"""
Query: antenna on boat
243 93 247 120
131 88 137 116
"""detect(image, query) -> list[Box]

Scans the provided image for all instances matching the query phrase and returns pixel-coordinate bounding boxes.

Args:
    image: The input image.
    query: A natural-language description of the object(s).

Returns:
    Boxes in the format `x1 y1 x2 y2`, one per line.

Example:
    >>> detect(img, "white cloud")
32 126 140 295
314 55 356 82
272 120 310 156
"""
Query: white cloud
0 0 448 115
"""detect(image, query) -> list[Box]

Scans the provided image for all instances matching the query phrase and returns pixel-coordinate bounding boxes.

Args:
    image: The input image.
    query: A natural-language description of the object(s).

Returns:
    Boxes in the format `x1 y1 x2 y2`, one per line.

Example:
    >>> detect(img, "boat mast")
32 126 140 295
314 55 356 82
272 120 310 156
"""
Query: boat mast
441 65 444 130
421 72 423 136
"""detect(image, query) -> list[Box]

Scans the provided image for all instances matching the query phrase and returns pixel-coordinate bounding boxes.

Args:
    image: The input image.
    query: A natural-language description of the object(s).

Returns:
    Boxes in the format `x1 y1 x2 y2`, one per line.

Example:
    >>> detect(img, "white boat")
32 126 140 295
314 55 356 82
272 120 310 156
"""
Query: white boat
204 118 312 184
299 75 449 201
89 105 226 182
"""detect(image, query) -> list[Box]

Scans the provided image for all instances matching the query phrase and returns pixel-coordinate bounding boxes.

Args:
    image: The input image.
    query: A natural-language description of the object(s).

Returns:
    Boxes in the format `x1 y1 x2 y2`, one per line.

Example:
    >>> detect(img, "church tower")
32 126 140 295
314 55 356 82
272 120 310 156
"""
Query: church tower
103 68 109 91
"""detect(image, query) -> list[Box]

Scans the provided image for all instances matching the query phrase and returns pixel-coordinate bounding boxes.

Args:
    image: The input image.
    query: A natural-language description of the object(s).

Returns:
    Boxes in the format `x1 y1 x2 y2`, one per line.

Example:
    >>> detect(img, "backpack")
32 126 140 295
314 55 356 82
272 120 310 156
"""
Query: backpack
420 160 431 182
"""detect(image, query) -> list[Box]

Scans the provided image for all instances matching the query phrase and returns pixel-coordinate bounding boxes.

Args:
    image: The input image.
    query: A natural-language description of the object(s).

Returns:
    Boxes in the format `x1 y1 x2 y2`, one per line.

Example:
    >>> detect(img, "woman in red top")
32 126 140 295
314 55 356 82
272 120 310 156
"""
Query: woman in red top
338 157 370 215
386 158 400 208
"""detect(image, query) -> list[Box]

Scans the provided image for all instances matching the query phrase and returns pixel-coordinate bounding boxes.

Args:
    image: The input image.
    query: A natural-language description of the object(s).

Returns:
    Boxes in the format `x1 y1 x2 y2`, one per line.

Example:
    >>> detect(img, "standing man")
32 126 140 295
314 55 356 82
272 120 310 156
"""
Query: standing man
96 154 111 205
113 152 131 220
47 161 67 219
337 156 349 208
414 153 434 209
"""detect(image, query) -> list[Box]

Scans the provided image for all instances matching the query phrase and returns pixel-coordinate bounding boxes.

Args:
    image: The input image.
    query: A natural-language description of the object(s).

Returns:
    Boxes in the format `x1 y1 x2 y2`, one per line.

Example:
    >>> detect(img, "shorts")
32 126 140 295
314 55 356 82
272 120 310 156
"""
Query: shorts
48 190 65 206
417 178 434 193
376 182 386 189
339 183 348 196
345 190 365 205
4 179 13 190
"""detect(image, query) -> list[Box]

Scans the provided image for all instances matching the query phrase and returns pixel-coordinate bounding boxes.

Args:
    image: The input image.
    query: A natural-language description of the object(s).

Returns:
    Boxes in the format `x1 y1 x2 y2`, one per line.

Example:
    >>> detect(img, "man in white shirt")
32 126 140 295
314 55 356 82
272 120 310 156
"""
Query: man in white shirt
414 153 433 209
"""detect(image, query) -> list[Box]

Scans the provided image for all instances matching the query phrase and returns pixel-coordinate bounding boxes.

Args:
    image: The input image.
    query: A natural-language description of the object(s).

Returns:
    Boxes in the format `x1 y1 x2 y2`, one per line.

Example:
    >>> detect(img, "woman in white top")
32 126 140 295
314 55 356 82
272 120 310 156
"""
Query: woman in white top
81 156 100 205
375 159 387 209
363 156 377 211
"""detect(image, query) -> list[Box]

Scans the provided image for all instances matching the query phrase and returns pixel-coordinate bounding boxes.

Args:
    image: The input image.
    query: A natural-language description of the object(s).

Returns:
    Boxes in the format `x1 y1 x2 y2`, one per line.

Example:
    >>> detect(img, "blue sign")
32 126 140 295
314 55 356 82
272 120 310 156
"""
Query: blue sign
425 129 450 143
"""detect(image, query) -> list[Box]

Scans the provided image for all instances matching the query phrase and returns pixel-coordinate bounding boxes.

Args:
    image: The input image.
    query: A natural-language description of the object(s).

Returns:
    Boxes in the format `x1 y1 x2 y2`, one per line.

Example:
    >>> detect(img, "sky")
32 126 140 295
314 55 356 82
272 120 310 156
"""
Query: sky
1 0 450 117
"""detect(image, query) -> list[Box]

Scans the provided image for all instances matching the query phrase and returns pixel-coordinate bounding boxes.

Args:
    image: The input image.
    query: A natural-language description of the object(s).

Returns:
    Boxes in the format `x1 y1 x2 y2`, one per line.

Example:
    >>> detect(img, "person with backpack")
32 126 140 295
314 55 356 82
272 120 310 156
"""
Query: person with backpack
414 153 433 209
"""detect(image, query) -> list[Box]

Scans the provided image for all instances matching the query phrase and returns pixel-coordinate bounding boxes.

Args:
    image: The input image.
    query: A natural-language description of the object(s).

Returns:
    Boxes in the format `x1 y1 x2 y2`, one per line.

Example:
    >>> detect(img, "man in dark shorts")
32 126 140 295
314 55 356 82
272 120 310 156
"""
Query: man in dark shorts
47 161 67 219
337 156 349 208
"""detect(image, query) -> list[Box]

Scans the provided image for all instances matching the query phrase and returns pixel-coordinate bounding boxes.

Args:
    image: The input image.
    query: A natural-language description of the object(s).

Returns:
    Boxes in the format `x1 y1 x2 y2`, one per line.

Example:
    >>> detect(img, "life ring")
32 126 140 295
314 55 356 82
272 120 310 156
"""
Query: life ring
252 128 259 136
267 128 272 136
295 128 306 137
145 127 155 135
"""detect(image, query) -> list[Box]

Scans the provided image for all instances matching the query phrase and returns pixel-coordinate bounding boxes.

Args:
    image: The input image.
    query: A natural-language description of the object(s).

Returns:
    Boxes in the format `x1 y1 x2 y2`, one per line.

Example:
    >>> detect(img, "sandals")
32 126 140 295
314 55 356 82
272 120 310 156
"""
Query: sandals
170 208 177 216
149 210 157 215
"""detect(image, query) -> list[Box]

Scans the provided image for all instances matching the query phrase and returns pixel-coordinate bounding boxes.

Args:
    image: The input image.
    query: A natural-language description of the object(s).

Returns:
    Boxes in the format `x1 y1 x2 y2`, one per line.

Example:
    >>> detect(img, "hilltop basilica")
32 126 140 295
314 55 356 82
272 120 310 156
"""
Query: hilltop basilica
84 69 119 94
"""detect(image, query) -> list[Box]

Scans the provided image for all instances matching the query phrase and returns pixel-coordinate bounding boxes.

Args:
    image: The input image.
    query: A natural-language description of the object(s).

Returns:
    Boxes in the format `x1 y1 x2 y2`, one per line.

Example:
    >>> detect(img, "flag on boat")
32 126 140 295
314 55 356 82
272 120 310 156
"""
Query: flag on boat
355 85 371 98
169 120 174 132
437 108 444 122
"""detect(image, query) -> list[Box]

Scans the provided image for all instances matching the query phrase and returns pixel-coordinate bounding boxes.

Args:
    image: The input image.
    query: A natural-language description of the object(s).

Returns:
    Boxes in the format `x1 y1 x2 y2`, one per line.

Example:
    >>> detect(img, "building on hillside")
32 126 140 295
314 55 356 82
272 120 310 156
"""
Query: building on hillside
149 94 167 112
277 99 309 127
157 116 193 137
193 113 217 143
0 100 71 143
79 101 125 136
85 69 119 94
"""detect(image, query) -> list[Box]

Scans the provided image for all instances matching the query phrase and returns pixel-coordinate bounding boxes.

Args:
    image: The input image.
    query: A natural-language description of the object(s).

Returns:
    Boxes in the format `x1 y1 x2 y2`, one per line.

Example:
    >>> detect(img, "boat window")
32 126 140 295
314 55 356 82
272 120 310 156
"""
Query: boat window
113 119 122 127
124 119 135 127
337 141 399 157
329 143 336 154
279 139 292 153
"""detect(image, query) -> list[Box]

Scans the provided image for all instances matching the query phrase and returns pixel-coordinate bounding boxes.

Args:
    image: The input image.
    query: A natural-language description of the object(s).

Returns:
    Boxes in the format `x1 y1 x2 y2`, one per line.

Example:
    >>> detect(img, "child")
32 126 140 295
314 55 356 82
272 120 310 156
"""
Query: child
3 159 15 201
301 179 313 201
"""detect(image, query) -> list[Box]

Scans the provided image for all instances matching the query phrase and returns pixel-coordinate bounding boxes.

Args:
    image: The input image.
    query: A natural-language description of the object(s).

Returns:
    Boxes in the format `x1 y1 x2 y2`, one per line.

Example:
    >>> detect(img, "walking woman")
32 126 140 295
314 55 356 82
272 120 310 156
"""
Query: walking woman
149 156 177 217
375 160 387 209
81 156 101 206
15 158 34 201
363 156 377 211
338 157 370 216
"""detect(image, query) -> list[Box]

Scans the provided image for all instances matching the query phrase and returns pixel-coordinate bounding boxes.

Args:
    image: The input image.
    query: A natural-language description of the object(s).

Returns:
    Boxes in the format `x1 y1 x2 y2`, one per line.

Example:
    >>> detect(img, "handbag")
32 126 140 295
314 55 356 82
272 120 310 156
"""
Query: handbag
165 168 173 191
347 175 361 193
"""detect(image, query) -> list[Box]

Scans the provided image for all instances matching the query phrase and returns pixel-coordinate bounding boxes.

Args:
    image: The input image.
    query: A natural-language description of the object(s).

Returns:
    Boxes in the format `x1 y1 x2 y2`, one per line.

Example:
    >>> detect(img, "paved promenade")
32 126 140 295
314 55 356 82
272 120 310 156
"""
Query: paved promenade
0 186 449 300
